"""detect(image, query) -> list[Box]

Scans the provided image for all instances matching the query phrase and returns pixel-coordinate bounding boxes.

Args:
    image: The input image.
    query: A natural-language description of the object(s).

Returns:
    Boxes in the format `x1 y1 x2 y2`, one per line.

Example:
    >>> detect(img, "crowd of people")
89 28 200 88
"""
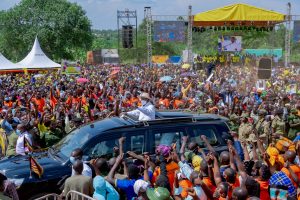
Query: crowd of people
0 60 299 199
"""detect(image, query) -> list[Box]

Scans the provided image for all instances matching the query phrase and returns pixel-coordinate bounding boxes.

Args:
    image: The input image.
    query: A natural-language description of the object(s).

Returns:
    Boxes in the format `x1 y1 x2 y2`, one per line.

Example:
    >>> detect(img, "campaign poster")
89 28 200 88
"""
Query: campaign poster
153 21 186 42
218 36 242 52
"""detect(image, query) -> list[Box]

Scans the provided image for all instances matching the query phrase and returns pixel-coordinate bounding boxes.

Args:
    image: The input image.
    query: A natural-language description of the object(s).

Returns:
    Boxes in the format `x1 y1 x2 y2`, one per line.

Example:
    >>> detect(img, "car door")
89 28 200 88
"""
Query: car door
83 131 122 159
148 124 189 154
124 128 147 155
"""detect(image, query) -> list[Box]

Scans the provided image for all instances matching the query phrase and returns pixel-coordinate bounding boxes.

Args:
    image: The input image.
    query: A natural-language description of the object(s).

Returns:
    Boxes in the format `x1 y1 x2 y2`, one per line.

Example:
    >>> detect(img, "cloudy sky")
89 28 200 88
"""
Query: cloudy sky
0 0 299 30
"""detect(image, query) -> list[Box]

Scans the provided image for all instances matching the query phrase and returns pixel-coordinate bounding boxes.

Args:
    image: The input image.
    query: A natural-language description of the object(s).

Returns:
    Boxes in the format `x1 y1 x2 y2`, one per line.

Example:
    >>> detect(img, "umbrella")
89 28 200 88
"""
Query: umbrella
33 74 44 78
180 72 197 77
182 63 190 69
76 78 89 83
110 70 120 76
159 76 173 82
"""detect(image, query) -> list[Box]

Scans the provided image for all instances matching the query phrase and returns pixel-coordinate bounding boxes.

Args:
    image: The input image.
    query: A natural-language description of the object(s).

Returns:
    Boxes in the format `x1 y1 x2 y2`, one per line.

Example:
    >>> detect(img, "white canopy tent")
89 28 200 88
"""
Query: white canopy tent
17 37 61 69
0 53 22 70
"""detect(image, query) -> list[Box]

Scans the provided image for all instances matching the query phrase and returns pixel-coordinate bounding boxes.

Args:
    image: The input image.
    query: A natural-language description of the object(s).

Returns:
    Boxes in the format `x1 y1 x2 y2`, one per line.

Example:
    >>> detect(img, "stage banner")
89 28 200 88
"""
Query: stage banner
152 55 169 64
244 49 283 58
61 60 81 75
293 21 300 43
169 56 181 64
153 21 185 42
218 35 242 52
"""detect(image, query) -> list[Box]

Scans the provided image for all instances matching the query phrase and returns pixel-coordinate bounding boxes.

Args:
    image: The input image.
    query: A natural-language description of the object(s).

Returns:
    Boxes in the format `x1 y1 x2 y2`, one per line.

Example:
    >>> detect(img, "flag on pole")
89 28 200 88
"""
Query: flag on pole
29 156 44 178
24 137 34 153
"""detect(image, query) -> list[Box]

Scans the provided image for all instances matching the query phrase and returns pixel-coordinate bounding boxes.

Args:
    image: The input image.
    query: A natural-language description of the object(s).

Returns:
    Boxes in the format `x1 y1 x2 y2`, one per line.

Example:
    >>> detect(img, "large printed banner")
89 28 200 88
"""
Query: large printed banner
218 36 242 52
61 60 81 75
293 21 300 43
153 21 185 42
244 49 283 58
194 55 240 63
152 55 169 64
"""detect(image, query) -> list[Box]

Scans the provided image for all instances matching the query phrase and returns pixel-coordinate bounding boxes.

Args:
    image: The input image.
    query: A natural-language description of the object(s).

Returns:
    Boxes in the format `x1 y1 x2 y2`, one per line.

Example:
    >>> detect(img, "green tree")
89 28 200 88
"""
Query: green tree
0 0 92 61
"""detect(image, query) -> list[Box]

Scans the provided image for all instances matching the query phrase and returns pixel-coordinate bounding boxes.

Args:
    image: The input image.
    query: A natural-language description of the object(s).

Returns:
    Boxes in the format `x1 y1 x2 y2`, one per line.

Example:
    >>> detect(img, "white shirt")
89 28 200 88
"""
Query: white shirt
224 42 241 52
72 162 92 177
127 102 155 121
16 132 32 156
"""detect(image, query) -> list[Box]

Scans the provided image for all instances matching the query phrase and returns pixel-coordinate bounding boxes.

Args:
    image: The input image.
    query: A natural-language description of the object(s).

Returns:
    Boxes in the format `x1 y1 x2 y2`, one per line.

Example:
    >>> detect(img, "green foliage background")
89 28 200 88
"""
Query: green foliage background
0 1 299 64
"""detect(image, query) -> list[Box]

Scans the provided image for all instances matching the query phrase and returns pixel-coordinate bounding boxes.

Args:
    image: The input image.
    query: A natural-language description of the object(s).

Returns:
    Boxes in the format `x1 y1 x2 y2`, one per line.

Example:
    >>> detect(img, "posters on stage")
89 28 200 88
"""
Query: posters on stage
293 21 300 43
153 21 185 42
218 35 242 52
61 60 81 75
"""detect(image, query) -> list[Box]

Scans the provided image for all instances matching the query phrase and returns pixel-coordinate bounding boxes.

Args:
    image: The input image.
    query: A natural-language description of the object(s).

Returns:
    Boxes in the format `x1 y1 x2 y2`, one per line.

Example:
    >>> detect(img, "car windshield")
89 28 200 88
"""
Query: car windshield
53 128 93 159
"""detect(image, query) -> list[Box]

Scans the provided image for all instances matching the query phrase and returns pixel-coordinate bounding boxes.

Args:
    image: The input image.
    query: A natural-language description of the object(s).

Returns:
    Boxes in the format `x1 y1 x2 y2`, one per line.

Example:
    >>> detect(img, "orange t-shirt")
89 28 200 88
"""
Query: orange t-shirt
159 98 170 108
281 165 300 188
152 161 179 194
256 179 270 200
227 177 240 199
202 177 216 194
173 99 184 109
3 101 13 108
179 179 193 198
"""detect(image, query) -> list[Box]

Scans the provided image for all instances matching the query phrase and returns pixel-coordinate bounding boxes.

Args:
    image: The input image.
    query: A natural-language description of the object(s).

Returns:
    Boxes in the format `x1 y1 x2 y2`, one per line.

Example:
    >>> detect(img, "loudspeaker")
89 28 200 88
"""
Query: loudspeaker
257 57 272 79
122 25 133 49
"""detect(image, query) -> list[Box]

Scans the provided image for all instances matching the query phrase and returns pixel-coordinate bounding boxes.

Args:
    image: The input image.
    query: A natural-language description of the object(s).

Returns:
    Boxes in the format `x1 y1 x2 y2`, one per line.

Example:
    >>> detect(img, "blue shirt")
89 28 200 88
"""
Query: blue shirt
116 179 136 200
270 171 297 198
1 119 14 135
116 171 153 200
234 140 244 161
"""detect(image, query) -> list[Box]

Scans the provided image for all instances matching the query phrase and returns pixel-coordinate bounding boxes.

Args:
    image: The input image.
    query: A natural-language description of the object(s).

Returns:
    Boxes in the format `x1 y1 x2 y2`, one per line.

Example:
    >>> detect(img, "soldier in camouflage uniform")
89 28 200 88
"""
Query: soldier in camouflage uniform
272 108 286 136
255 109 270 140
287 108 300 140
229 111 240 133
238 113 252 142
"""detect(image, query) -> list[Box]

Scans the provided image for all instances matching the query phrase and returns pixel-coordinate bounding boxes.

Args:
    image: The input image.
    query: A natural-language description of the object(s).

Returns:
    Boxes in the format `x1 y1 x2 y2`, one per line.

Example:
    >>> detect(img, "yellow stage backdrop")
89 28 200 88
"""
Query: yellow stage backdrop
194 4 285 26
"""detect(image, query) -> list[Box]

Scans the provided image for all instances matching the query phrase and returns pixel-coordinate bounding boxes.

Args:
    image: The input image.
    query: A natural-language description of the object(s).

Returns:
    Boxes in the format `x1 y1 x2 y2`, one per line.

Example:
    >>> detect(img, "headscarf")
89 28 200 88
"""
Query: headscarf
275 137 295 152
134 179 149 195
156 145 172 157
266 146 284 166
192 155 203 172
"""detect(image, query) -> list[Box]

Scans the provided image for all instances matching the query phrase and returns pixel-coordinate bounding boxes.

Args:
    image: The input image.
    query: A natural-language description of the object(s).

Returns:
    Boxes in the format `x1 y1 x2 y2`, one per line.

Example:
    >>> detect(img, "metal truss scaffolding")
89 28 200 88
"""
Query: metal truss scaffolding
144 7 152 67
284 3 291 67
187 5 193 65
117 9 138 60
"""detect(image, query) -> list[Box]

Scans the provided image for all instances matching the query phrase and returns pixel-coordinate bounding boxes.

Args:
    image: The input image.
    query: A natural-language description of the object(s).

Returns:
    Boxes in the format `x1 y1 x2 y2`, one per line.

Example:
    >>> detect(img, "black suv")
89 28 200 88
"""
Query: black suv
0 111 230 199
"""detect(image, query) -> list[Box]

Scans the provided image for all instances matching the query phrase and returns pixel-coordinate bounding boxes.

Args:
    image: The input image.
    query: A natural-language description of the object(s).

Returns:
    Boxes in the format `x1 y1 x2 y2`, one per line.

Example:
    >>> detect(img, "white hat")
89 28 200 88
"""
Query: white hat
140 92 151 100
134 179 149 195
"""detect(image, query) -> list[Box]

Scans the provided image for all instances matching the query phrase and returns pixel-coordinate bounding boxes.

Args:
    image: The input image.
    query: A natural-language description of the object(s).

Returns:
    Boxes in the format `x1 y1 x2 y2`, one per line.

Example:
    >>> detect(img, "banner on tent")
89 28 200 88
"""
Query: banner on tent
61 60 81 75
244 49 283 58
152 55 169 64
293 21 300 43
153 21 185 42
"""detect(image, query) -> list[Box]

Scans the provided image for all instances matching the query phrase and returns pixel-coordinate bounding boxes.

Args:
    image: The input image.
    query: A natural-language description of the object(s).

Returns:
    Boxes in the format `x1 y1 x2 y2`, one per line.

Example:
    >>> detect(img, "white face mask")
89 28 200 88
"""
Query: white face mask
141 100 147 106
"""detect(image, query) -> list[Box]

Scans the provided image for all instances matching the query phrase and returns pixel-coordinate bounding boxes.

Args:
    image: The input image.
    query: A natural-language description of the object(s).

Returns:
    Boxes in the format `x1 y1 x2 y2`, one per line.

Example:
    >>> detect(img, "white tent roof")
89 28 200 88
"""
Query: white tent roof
17 37 61 69
0 53 22 70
